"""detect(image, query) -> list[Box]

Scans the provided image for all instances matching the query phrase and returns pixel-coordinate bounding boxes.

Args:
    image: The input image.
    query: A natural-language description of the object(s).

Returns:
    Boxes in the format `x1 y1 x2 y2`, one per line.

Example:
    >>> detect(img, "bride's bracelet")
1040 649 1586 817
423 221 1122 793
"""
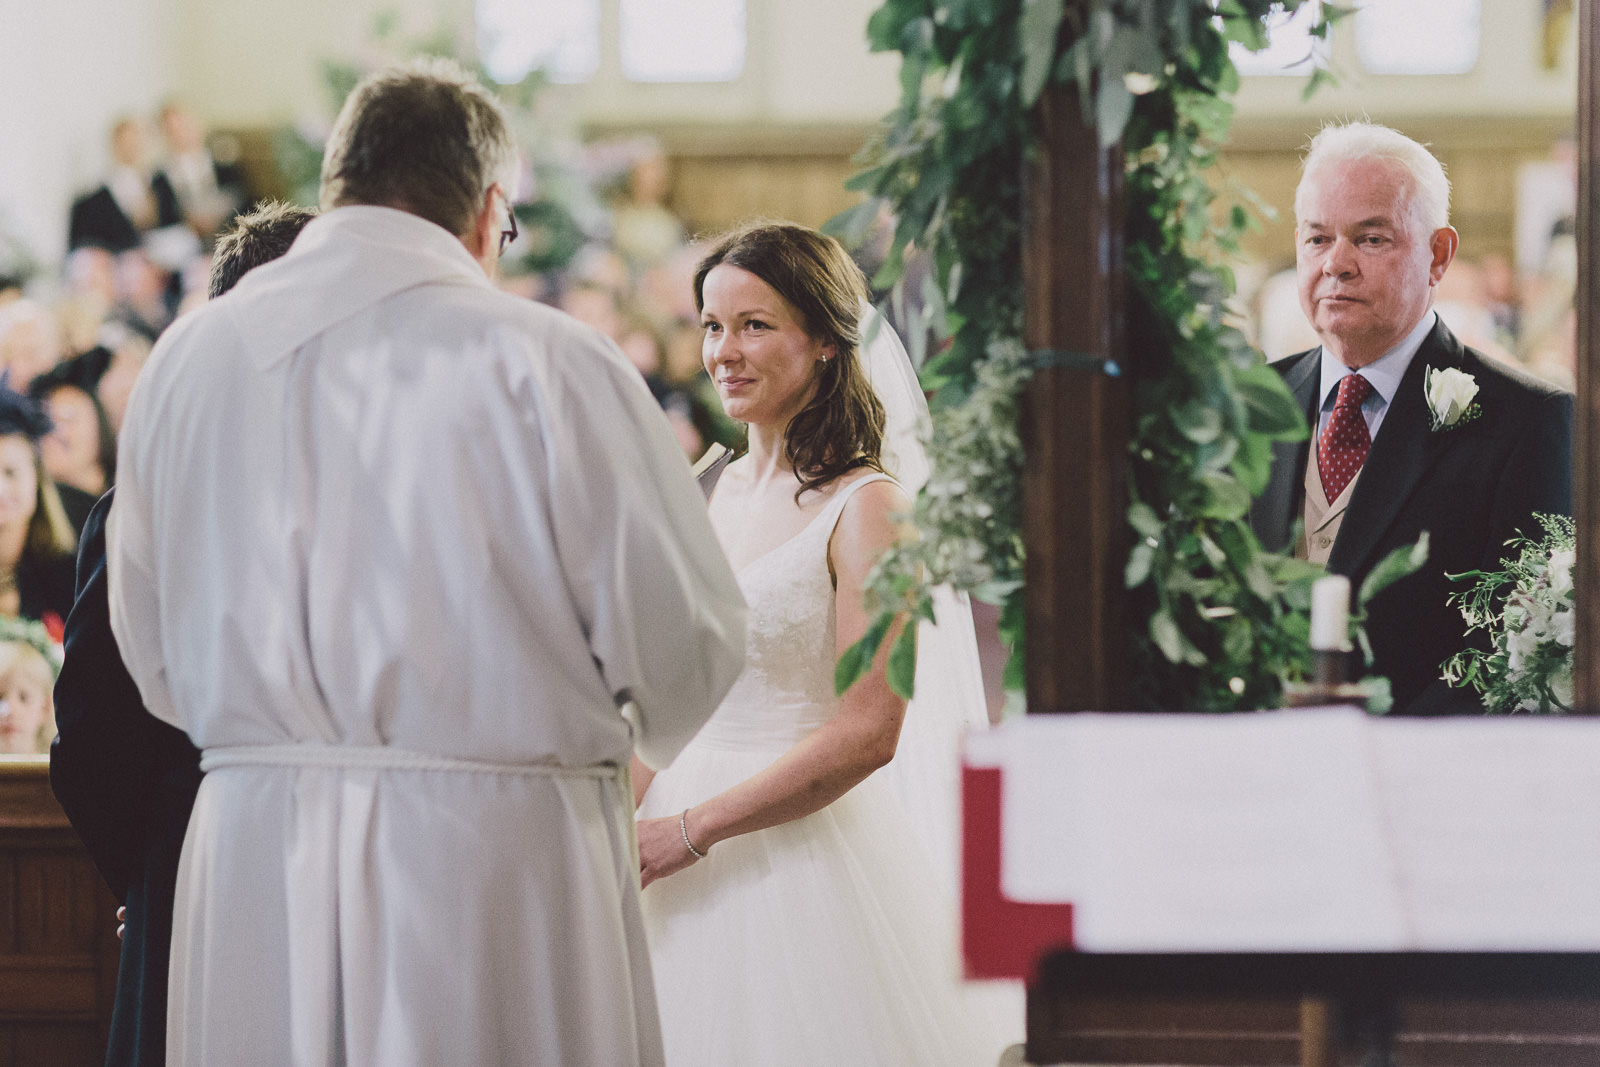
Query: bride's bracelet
680 809 708 859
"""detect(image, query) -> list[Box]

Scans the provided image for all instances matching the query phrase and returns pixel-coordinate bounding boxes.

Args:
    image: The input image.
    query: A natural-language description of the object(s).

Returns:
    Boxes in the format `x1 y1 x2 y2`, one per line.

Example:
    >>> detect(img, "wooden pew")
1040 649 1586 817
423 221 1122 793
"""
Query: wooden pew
1027 978 1600 1065
0 757 117 1065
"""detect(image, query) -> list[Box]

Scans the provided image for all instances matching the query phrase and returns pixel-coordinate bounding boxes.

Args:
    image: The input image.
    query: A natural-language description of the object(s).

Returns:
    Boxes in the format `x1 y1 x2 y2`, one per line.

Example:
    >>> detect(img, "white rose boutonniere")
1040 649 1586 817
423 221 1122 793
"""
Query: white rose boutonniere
1424 366 1482 432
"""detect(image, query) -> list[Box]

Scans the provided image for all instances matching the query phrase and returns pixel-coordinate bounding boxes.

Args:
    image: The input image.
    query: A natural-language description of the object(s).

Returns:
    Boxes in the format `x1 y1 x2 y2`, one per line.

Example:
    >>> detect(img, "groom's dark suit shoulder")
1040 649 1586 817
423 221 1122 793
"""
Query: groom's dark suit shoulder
50 488 203 1067
1252 321 1571 715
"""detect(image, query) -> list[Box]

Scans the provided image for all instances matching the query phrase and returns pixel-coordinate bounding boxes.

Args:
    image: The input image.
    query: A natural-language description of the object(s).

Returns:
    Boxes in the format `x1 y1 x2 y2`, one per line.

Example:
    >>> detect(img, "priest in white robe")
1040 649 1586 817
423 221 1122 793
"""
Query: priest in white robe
107 59 746 1067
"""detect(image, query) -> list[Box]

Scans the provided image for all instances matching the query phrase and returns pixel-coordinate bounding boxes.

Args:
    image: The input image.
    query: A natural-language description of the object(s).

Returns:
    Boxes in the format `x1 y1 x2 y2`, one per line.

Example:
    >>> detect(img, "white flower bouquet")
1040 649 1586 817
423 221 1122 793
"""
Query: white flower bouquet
1444 514 1575 713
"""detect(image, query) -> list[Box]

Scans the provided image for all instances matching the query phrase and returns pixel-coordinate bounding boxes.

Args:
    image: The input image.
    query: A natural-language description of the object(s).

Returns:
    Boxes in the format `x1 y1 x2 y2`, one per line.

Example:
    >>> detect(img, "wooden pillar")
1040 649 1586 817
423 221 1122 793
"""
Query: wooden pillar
1020 83 1131 714
1576 0 1600 710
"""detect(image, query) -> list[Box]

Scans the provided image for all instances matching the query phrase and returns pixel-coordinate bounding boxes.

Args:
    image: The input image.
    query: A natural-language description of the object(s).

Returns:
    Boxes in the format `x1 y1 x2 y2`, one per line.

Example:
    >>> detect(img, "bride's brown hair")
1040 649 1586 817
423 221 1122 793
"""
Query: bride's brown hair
693 223 886 500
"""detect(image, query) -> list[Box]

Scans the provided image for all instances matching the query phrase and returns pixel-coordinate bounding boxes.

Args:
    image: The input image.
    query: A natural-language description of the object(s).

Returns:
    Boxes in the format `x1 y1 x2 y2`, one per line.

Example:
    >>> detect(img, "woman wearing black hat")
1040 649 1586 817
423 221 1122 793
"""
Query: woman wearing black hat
0 382 78 628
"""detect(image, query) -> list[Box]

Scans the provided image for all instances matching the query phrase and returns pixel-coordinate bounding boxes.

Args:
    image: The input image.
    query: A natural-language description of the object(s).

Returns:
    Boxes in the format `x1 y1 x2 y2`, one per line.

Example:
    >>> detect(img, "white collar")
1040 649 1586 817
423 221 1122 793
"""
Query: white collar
167 150 216 189
107 165 152 218
1317 309 1436 409
222 206 489 367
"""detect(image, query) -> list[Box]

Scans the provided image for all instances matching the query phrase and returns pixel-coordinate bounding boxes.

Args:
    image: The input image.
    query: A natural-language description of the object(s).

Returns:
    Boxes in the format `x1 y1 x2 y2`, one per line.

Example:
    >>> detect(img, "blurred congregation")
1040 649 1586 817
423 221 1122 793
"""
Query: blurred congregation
0 0 1583 759
0 100 737 521
0 100 756 765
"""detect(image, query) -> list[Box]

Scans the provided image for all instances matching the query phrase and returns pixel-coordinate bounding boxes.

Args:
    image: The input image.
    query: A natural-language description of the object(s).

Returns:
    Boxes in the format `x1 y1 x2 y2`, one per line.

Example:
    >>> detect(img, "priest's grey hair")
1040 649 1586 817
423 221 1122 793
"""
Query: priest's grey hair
319 57 518 240
1295 121 1451 234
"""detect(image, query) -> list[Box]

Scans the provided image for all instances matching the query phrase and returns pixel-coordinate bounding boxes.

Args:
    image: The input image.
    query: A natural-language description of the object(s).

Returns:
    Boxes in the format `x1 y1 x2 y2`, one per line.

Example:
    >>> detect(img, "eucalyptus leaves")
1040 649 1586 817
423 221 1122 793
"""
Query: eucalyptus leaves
834 0 1352 710
833 337 1032 699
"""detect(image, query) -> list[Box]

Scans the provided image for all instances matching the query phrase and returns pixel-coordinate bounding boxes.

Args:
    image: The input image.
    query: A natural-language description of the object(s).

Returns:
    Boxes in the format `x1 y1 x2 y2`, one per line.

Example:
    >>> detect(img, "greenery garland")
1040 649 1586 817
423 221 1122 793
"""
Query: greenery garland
830 0 1419 712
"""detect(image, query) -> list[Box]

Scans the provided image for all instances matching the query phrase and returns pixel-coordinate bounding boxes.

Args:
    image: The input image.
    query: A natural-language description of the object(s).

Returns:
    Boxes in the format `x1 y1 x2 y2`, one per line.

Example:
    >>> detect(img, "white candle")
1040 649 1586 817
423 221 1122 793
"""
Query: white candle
1310 575 1351 653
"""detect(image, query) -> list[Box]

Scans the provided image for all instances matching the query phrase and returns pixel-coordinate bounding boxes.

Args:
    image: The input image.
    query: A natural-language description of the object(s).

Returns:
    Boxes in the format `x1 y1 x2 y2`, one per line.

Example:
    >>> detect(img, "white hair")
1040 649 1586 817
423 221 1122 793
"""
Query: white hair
0 299 60 350
1295 121 1451 233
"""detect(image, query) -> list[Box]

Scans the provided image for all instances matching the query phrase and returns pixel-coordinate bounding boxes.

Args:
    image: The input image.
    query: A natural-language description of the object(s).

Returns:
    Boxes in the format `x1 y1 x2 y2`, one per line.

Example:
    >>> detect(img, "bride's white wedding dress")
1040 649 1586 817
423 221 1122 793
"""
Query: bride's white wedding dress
638 472 1020 1066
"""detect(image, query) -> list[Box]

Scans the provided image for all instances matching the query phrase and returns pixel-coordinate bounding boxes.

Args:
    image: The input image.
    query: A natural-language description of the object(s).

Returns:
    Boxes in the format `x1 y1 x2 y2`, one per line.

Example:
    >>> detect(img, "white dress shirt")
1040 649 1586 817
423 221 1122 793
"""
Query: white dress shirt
1316 309 1437 444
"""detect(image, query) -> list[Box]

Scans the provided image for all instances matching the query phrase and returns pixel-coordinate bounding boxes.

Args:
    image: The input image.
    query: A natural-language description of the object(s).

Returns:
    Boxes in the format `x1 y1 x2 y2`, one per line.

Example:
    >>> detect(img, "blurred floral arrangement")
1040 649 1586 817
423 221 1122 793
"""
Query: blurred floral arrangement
0 616 64 678
273 10 607 277
1444 514 1575 713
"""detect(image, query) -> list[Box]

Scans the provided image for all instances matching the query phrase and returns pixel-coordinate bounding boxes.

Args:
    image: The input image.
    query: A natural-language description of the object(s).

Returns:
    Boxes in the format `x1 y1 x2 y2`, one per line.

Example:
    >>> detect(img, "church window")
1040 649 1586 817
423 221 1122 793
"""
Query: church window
477 0 746 85
1355 0 1480 76
1228 1 1329 77
620 0 745 82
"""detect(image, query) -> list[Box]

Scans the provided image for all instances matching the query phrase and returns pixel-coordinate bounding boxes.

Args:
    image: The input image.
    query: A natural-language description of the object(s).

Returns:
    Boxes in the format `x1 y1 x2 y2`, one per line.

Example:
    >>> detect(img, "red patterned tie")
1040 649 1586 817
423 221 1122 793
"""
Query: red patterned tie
1318 373 1372 502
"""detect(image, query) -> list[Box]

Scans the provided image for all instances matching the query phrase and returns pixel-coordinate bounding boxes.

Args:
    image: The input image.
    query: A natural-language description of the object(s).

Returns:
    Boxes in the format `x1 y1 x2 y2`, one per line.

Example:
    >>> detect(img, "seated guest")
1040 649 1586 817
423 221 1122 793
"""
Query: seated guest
157 100 246 246
0 638 56 755
89 328 151 437
31 354 118 532
0 383 75 626
111 249 178 342
609 145 687 278
0 299 65 390
68 118 183 255
63 248 119 320
50 198 314 1067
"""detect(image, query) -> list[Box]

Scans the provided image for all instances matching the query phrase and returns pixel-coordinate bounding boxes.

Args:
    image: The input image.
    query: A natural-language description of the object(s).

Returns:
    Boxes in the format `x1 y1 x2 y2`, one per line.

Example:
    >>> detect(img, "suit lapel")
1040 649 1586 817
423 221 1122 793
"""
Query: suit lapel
1251 349 1320 552
1327 319 1464 577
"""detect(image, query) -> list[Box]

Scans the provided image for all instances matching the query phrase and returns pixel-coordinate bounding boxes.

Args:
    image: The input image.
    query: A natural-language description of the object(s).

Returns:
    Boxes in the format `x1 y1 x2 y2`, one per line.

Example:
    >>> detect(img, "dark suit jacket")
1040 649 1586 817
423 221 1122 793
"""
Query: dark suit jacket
49 489 203 1067
16 547 77 627
67 175 182 254
56 482 99 537
1247 319 1573 715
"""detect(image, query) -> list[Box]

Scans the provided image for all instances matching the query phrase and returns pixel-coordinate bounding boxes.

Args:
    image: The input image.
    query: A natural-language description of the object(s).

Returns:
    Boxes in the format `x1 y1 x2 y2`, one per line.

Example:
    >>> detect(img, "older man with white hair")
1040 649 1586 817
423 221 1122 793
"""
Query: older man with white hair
0 299 63 388
108 59 745 1066
1248 121 1572 715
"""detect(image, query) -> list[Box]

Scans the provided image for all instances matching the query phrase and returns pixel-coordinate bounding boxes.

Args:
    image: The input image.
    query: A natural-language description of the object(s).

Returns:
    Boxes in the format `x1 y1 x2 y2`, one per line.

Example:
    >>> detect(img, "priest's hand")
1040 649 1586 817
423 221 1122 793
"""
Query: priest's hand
636 813 702 889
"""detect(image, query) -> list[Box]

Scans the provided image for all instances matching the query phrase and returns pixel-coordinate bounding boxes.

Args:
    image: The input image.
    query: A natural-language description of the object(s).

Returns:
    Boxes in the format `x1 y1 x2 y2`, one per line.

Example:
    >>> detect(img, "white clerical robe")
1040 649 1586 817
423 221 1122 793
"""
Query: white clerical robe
107 206 746 1067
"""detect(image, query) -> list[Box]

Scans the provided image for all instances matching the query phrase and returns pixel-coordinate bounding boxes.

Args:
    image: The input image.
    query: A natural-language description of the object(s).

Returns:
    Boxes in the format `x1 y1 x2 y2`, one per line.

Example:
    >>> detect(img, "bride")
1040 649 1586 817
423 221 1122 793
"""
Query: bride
633 222 1019 1065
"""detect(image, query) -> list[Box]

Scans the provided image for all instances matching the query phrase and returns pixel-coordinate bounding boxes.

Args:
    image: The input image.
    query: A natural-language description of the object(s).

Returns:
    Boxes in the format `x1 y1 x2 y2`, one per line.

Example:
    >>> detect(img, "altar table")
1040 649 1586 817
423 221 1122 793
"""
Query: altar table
962 710 1600 1065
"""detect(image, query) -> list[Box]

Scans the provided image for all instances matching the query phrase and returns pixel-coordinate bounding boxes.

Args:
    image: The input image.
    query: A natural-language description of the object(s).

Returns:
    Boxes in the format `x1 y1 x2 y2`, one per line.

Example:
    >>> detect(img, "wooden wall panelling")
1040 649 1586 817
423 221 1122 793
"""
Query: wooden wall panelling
1028 994 1303 1066
668 154 863 236
584 122 874 237
0 760 119 1066
1219 115 1575 269
1030 994 1600 1066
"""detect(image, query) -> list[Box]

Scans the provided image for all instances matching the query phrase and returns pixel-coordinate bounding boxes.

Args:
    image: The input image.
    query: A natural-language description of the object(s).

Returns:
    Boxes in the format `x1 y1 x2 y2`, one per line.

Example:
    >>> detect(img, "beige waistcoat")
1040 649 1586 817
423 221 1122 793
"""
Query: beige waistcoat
1297 448 1363 566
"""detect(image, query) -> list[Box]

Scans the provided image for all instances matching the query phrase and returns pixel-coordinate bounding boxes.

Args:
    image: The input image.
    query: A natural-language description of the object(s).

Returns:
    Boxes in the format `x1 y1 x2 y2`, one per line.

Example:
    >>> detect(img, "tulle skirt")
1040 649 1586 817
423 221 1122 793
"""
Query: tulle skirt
638 734 1022 1067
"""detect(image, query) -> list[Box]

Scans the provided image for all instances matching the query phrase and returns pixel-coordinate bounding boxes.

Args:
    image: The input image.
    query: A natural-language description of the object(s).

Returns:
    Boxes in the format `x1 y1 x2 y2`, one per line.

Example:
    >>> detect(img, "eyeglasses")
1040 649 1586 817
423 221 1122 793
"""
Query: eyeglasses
499 193 519 256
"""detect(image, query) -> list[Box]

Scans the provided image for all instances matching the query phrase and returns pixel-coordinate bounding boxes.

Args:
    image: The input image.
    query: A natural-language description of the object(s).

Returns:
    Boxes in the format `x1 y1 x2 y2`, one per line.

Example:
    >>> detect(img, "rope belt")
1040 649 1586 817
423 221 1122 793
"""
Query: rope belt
200 744 621 780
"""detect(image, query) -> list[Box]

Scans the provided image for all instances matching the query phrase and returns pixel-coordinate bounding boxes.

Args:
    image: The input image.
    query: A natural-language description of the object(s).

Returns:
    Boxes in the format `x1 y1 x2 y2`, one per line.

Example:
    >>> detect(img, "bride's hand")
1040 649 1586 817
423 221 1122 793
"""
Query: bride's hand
637 814 702 889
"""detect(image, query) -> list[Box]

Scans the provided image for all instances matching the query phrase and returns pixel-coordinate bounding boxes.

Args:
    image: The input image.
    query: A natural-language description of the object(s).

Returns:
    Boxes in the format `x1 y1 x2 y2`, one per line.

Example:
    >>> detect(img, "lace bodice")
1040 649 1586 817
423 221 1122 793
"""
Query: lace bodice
696 474 893 747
